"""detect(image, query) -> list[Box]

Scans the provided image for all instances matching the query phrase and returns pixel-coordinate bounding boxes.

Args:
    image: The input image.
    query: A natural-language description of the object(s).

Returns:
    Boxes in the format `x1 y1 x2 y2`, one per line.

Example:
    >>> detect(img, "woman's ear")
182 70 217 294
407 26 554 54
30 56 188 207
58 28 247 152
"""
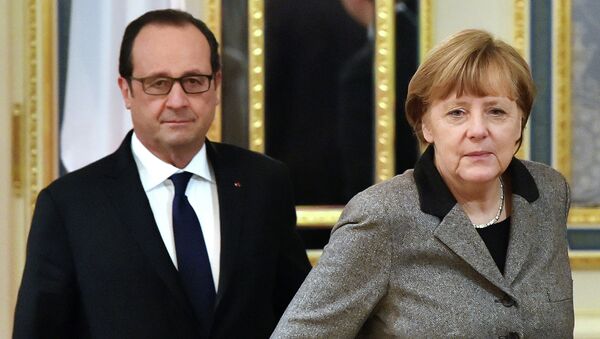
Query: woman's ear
422 117 434 144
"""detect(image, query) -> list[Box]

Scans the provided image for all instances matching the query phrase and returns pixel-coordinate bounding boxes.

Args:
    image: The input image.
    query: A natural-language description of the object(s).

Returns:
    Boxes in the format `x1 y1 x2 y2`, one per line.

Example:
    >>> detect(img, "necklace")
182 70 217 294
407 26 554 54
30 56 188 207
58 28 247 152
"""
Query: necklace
472 178 504 229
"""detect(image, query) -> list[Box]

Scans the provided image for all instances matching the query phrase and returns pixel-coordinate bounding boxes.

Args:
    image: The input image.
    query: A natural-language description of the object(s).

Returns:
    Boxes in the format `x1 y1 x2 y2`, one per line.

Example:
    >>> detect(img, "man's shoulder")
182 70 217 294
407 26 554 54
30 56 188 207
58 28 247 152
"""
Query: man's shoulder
47 151 121 193
209 141 286 170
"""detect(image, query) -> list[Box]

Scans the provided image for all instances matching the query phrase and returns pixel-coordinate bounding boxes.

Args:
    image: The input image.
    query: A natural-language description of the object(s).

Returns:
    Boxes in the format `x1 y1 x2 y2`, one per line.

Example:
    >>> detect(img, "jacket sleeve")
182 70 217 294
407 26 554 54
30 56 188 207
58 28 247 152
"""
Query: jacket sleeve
273 163 312 317
271 192 391 339
13 188 78 339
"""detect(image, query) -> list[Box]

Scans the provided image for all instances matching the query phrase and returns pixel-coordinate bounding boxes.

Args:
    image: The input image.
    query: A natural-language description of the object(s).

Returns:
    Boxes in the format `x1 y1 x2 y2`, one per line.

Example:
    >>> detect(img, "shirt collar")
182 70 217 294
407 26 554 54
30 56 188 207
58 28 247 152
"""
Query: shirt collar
414 145 540 219
131 132 214 192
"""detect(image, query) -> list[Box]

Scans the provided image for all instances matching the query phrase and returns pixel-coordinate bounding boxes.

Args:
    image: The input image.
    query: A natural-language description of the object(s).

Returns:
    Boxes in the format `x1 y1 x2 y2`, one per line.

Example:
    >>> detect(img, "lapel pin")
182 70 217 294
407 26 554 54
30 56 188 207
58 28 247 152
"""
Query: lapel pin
234 181 242 188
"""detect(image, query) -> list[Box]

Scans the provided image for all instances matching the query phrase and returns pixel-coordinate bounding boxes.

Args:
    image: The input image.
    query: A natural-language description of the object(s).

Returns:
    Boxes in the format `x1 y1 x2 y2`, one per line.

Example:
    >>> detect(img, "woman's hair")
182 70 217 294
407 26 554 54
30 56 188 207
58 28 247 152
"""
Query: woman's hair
405 29 535 147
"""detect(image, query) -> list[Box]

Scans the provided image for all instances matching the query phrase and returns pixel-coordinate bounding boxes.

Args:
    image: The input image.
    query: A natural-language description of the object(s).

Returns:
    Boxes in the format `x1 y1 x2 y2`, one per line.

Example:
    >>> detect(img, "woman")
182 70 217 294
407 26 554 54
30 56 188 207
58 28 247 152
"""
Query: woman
272 29 573 338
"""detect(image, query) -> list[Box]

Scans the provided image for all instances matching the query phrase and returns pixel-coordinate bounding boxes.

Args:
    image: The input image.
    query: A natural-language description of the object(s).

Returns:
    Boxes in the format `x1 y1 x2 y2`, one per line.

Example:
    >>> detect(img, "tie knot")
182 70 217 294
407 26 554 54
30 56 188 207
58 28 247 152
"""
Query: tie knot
170 172 193 197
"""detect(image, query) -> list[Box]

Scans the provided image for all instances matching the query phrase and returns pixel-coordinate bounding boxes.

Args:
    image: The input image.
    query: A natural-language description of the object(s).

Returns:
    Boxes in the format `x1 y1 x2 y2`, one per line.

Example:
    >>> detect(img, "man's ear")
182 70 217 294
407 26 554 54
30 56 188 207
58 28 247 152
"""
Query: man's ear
118 77 132 109
213 71 222 105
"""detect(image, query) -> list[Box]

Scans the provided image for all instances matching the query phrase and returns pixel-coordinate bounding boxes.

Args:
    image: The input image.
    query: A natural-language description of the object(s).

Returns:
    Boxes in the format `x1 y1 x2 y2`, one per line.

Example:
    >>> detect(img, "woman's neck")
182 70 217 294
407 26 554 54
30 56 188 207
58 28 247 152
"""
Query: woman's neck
446 176 506 226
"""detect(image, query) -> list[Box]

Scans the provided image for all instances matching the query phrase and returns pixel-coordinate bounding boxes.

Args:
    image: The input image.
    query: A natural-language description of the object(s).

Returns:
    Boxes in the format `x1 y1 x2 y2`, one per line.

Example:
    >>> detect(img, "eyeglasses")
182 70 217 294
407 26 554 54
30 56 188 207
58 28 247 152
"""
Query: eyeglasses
129 74 213 95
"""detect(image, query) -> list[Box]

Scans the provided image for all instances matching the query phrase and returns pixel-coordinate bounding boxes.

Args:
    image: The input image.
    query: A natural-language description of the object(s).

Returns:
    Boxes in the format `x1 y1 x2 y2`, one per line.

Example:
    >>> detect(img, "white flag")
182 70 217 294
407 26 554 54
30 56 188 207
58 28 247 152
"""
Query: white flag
61 0 186 172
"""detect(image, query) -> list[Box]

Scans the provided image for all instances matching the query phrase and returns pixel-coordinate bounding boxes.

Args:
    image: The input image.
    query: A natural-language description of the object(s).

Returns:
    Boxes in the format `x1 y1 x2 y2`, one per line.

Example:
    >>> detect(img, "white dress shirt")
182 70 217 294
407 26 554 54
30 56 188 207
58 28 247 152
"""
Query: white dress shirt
131 132 221 290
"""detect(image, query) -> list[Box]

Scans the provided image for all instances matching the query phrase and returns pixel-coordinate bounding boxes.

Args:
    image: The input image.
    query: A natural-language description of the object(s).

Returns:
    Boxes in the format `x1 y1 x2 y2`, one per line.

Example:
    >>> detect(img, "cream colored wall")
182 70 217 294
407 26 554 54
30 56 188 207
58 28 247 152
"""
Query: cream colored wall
432 0 519 46
573 271 600 337
185 0 204 18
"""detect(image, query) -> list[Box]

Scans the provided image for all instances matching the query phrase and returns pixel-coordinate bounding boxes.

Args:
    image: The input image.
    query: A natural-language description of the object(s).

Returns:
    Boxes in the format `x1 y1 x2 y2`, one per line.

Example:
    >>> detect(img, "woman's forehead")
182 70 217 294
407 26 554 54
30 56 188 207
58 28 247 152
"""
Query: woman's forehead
430 78 517 102
431 60 518 100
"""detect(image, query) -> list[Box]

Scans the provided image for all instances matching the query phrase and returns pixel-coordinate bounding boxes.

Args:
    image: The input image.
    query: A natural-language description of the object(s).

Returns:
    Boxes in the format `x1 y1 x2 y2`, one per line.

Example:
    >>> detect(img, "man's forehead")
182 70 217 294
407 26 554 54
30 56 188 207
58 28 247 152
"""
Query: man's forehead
130 23 211 75
133 23 206 47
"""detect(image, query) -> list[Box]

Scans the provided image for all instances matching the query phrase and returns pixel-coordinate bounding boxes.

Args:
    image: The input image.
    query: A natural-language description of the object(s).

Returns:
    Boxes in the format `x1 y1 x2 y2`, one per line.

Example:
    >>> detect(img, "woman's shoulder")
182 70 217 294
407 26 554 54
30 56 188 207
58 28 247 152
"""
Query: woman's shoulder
516 159 569 202
354 169 416 199
341 170 420 219
518 159 567 185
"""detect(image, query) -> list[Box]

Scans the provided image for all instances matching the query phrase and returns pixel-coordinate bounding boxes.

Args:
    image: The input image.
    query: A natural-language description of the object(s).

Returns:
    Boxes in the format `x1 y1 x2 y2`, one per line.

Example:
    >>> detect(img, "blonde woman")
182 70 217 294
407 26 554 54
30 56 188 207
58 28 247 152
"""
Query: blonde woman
272 29 573 338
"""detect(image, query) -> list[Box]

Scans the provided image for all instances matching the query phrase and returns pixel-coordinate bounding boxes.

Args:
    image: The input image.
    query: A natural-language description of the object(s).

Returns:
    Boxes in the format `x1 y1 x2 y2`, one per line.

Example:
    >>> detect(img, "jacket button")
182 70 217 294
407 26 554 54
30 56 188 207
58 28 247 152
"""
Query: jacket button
508 332 520 339
502 297 516 307
495 295 516 307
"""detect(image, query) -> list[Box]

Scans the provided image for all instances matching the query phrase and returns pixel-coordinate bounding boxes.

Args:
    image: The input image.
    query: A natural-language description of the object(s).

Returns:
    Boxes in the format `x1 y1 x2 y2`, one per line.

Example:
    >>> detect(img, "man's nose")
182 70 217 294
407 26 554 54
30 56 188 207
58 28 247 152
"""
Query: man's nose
165 82 189 108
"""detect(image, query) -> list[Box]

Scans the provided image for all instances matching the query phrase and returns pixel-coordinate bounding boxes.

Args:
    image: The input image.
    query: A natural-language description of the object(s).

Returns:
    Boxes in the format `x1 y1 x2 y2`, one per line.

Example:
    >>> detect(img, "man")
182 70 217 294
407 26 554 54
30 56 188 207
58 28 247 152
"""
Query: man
14 9 310 338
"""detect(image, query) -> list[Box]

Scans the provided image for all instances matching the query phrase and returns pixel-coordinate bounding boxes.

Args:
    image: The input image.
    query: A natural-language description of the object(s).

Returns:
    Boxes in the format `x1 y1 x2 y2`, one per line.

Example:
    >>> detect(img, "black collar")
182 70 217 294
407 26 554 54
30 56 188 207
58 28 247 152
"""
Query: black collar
414 145 540 219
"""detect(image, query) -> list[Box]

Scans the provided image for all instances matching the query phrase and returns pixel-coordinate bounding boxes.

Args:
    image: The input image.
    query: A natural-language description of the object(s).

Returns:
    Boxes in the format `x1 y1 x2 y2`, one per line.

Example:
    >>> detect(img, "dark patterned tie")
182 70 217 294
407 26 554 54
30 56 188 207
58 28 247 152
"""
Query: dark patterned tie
170 172 215 334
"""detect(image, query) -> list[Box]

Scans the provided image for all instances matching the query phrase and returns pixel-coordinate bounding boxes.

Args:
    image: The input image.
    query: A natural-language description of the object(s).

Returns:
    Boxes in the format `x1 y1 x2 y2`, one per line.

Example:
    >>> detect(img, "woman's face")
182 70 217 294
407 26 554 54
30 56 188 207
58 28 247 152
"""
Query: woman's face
422 92 522 186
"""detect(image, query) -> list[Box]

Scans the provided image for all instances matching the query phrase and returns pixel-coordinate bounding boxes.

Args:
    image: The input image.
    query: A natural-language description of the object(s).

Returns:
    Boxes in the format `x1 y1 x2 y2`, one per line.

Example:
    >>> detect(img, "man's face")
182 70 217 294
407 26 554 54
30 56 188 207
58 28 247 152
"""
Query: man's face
118 23 220 162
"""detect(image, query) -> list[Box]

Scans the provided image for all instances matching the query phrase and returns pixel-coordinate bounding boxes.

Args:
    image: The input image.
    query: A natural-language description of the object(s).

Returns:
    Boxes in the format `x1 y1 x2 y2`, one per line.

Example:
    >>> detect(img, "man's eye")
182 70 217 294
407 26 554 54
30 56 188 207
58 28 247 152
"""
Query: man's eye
149 78 171 88
184 77 207 86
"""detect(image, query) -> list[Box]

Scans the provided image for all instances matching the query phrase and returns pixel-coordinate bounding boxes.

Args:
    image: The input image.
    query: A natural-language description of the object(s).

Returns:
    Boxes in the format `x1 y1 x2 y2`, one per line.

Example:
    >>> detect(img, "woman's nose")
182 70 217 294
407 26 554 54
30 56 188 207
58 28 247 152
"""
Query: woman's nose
466 113 488 139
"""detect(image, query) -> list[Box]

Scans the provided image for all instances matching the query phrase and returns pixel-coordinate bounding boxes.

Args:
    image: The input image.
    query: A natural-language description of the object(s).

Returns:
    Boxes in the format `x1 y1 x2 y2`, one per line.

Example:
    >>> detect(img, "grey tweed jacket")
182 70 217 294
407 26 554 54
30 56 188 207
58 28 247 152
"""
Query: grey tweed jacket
272 147 573 338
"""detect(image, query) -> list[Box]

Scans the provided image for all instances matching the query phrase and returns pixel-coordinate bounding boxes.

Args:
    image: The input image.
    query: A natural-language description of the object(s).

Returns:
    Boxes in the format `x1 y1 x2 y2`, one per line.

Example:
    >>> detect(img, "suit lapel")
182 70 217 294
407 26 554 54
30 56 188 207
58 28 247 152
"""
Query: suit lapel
206 142 245 309
434 205 515 298
503 195 535 286
102 133 195 321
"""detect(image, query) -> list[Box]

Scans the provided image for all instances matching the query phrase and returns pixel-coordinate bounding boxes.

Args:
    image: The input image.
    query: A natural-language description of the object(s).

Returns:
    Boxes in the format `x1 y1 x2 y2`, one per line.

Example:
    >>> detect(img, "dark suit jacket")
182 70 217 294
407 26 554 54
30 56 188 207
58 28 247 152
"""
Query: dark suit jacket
14 131 311 338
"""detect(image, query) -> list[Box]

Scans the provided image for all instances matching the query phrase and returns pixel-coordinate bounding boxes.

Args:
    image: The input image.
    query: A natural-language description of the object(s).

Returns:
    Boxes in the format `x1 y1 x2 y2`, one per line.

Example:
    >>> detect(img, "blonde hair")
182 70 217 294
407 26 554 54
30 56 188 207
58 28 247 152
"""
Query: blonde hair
405 29 535 146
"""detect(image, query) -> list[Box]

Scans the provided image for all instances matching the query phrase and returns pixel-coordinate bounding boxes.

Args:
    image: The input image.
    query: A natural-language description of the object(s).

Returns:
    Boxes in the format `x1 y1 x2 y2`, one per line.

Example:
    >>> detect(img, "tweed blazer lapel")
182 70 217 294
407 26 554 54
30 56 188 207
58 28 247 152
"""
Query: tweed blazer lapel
503 194 536 286
435 193 539 298
416 145 541 300
433 205 514 298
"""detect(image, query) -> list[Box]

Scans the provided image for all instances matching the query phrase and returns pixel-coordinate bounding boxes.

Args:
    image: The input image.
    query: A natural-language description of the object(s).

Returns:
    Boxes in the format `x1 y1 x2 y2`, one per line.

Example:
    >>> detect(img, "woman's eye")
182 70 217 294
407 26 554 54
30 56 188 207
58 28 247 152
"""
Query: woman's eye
448 109 464 117
489 108 506 116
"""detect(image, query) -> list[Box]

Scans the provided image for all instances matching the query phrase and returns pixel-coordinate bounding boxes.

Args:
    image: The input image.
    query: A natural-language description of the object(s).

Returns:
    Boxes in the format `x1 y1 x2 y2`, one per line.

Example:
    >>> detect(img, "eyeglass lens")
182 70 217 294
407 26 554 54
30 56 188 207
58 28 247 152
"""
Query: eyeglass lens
143 75 211 94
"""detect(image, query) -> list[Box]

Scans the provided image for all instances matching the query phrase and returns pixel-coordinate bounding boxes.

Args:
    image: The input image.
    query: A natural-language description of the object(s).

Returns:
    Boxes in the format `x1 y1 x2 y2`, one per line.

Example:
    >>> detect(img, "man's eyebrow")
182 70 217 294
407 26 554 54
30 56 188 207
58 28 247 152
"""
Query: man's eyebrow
138 70 211 78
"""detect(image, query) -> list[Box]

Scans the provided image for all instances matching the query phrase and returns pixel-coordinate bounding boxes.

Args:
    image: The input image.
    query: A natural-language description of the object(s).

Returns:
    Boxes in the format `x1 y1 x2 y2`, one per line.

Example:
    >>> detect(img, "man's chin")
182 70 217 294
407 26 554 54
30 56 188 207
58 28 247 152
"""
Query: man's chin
163 135 204 149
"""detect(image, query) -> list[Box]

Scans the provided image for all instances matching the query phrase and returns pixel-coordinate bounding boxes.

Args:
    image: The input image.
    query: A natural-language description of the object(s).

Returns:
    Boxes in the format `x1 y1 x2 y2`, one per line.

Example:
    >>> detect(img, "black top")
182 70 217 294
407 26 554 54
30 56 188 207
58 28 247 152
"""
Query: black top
477 217 511 274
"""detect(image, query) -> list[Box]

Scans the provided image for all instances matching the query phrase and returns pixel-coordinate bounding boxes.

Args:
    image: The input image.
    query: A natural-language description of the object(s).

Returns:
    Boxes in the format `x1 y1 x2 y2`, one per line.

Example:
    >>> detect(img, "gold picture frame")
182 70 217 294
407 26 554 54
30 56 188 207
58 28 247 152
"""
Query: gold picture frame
248 0 399 228
552 0 600 268
12 0 58 239
553 0 600 227
204 0 223 142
